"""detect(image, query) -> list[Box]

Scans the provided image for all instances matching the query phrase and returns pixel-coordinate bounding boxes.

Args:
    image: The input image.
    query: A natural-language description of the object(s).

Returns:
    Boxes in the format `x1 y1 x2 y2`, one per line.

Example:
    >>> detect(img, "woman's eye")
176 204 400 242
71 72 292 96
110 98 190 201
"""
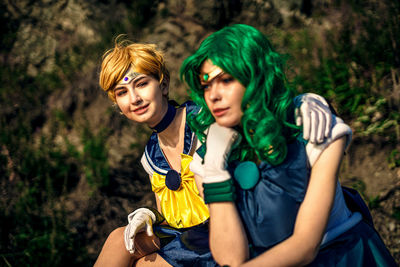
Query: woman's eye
222 77 234 83
201 84 209 90
137 82 148 88
115 89 127 97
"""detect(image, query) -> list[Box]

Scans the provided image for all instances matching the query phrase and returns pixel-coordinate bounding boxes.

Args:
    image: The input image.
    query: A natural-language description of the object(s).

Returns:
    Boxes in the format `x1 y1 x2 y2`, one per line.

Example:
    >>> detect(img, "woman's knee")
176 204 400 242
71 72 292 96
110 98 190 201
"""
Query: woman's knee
106 226 126 248
134 253 171 267
94 227 132 267
109 227 126 239
100 226 166 265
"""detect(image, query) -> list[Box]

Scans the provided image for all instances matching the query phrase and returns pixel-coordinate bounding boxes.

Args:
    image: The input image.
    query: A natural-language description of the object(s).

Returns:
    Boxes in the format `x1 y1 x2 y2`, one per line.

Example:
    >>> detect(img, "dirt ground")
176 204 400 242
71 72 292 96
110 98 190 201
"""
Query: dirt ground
340 138 400 262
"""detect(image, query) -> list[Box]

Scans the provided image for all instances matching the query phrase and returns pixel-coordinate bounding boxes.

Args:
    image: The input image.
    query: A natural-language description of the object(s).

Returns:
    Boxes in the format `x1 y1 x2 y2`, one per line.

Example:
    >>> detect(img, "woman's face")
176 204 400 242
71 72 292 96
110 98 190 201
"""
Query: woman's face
200 59 246 128
114 70 168 127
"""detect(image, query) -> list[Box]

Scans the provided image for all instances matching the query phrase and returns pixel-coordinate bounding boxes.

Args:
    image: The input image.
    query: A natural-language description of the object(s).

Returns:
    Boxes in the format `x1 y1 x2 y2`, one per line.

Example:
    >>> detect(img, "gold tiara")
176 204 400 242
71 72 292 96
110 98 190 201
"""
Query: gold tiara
118 66 142 85
199 66 224 83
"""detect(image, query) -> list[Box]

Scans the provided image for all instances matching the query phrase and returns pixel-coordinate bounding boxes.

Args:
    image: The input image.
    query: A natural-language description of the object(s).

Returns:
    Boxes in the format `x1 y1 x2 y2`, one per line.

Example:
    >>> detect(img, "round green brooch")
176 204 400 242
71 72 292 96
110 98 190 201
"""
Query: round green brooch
234 161 260 190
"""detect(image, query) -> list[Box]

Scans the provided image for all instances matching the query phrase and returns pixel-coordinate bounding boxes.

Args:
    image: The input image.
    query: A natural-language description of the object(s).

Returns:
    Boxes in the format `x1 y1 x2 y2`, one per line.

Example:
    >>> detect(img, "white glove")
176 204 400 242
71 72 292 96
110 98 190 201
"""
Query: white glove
294 93 332 144
190 123 240 184
124 208 156 254
306 115 352 167
190 151 205 178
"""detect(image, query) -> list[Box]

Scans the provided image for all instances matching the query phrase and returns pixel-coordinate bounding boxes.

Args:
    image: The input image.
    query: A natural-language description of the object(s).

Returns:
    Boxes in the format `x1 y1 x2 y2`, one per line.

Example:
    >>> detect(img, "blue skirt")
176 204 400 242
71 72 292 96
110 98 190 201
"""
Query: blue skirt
308 220 397 266
154 222 218 267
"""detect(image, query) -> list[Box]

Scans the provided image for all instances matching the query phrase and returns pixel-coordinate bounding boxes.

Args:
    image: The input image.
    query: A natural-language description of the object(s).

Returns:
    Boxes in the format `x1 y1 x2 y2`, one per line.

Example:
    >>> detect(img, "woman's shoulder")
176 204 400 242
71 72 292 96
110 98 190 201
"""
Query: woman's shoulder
141 133 170 176
180 100 200 115
259 138 308 169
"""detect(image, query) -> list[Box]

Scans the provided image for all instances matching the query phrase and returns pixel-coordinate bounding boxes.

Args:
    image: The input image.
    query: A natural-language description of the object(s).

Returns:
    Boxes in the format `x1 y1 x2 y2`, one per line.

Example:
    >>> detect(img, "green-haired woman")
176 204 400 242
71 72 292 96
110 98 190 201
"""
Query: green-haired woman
181 24 396 267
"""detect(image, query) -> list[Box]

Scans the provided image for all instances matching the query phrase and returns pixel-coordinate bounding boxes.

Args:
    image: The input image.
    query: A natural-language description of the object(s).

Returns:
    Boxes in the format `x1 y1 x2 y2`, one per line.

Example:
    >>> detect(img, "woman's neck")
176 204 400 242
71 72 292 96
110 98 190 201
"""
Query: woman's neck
157 107 185 148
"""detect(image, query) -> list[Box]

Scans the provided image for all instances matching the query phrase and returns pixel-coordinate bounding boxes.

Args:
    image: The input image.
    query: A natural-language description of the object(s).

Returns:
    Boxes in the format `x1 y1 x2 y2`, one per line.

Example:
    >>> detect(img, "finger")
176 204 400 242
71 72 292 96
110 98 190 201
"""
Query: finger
324 108 332 138
316 109 325 143
128 229 137 253
301 104 311 140
130 237 135 251
313 103 332 139
124 225 135 254
128 221 142 239
128 238 135 254
129 228 137 239
294 108 302 126
308 110 317 143
145 220 154 237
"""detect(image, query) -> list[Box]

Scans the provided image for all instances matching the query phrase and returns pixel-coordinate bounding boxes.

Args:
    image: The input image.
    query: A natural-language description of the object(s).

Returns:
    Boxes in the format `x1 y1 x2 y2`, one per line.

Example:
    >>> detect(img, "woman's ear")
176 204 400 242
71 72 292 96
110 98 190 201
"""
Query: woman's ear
160 77 169 96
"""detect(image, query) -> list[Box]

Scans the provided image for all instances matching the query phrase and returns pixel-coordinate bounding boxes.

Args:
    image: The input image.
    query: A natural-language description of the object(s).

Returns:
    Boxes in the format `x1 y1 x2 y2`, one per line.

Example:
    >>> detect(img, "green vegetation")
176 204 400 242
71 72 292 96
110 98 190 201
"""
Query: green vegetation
82 125 110 191
0 82 110 266
349 179 380 210
277 1 400 226
388 149 400 169
0 25 106 267
393 207 400 221
280 1 400 143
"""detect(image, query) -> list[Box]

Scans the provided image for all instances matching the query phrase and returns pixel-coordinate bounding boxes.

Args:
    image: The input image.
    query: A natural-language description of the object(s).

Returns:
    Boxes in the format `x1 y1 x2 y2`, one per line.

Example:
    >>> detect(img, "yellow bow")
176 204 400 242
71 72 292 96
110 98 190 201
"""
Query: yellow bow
151 154 209 228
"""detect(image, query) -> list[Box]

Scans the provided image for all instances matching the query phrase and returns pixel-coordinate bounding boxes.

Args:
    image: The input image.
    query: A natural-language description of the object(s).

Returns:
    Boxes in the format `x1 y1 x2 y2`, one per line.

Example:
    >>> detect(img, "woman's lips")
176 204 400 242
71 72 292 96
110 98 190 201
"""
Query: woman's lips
213 108 228 117
133 104 149 115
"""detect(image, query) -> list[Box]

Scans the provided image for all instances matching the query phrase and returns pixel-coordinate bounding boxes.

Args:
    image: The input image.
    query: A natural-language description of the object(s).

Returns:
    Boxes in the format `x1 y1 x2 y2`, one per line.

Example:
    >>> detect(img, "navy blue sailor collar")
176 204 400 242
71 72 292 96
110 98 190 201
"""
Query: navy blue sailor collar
143 101 199 176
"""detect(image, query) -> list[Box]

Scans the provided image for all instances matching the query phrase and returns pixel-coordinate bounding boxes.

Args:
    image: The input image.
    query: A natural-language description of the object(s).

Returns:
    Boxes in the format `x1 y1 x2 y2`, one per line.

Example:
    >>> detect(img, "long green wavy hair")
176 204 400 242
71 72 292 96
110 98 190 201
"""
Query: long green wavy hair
180 24 299 165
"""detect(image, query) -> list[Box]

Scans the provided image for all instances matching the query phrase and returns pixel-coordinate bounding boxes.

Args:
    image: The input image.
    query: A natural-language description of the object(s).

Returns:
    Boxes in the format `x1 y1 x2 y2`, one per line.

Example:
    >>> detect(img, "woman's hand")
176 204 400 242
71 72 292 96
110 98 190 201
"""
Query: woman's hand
190 122 240 184
294 93 333 144
124 208 156 254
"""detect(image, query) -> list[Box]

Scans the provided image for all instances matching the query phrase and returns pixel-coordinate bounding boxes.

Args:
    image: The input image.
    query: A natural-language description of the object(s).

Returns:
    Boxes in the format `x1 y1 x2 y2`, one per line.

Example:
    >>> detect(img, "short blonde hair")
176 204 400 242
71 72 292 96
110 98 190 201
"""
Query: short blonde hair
99 38 170 102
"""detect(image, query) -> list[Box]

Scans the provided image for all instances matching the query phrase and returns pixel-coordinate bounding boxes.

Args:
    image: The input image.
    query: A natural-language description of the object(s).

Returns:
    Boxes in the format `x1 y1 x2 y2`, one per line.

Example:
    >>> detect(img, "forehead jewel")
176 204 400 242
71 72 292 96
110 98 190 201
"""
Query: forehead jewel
118 66 142 85
200 66 224 83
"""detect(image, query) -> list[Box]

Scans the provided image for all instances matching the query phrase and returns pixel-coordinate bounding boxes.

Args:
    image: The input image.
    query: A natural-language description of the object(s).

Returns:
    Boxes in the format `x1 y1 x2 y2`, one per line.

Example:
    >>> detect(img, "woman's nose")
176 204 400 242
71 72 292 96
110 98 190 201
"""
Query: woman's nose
207 82 221 102
129 88 141 104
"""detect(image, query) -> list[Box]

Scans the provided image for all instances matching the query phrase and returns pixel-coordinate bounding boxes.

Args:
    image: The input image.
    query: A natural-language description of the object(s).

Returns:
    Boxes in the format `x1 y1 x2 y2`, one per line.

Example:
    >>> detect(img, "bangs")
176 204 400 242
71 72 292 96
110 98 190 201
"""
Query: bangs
100 48 131 93
133 57 162 82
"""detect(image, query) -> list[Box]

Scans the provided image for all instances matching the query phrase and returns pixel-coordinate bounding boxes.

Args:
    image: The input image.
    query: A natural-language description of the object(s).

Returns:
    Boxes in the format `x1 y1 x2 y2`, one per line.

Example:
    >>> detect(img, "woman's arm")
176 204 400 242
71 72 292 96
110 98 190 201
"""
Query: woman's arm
193 173 205 199
192 160 249 266
208 201 249 267
240 136 347 267
191 124 250 266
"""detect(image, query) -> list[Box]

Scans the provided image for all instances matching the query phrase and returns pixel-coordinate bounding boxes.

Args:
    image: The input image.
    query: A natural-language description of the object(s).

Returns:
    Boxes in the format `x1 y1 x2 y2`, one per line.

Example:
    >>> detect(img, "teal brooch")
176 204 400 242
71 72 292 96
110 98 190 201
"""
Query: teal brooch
234 161 260 190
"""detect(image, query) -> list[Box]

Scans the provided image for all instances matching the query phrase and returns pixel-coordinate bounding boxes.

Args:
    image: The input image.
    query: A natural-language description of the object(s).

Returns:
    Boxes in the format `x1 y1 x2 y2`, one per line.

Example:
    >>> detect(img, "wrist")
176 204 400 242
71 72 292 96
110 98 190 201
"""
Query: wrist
203 179 236 204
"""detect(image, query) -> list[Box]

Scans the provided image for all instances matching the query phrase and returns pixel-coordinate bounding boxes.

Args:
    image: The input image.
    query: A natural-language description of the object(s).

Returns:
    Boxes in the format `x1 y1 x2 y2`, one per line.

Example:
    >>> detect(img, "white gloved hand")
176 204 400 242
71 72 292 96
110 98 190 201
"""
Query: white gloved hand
124 208 156 254
191 123 240 184
294 93 332 144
